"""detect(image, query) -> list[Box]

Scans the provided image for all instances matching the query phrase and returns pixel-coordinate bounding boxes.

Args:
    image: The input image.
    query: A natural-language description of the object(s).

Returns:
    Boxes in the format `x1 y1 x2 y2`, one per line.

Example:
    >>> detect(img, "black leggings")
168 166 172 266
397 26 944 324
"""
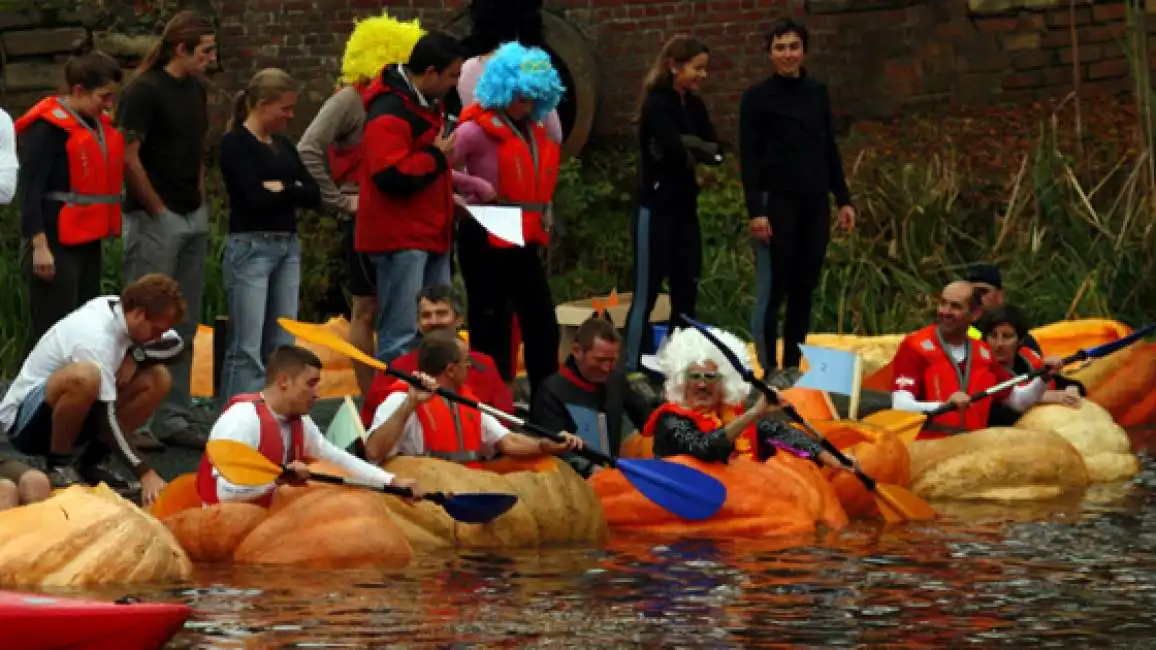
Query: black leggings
457 216 559 398
23 237 102 353
623 196 702 371
752 192 831 370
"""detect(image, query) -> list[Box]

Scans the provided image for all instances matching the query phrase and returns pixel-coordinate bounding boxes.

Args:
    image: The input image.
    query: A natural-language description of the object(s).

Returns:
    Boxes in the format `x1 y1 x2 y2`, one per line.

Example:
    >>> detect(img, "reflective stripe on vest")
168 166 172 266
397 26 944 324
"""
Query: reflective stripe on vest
44 191 122 205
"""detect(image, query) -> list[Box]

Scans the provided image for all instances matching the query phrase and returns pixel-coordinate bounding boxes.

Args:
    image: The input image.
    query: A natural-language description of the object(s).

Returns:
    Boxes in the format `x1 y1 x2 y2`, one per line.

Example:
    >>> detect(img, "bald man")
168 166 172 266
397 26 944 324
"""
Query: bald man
890 281 1055 439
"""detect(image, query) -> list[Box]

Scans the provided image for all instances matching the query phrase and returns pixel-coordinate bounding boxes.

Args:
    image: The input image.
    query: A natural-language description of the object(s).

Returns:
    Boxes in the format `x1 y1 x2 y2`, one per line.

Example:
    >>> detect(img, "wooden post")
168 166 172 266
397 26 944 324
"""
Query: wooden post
848 354 864 421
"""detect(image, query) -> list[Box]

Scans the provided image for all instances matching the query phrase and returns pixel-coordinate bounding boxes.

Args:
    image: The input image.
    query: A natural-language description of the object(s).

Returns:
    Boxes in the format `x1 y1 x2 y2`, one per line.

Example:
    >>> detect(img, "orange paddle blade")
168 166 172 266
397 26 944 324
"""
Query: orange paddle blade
875 484 936 522
205 439 284 487
148 472 201 518
279 318 387 372
864 409 928 447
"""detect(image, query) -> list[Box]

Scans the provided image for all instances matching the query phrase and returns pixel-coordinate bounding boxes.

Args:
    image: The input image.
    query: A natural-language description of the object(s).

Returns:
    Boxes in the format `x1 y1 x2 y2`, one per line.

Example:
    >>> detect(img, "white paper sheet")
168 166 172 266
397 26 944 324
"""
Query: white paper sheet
466 205 525 247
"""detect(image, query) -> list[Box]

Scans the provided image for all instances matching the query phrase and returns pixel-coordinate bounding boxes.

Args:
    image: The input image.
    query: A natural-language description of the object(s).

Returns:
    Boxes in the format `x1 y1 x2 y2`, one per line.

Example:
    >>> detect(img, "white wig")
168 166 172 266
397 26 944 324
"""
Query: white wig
657 326 751 407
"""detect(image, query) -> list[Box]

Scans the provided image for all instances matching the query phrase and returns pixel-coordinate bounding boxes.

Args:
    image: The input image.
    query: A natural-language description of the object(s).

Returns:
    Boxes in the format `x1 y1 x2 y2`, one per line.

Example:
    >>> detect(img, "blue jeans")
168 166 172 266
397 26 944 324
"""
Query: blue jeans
369 249 451 364
220 232 301 404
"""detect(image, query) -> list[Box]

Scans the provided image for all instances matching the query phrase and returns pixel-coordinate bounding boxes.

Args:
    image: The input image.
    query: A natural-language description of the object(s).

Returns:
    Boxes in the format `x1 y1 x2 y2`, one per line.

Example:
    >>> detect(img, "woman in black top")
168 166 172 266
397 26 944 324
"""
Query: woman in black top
977 305 1087 427
622 35 723 374
740 19 856 387
218 68 321 403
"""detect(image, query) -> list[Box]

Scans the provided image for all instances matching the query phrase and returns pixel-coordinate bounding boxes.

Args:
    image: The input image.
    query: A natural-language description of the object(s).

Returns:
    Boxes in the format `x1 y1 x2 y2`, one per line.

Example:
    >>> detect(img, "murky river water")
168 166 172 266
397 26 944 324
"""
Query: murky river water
57 439 1156 648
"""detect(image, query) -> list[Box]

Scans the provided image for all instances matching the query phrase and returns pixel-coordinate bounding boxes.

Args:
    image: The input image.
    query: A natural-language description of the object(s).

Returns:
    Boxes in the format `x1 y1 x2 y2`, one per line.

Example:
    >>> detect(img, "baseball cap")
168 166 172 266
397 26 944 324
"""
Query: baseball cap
966 263 1002 290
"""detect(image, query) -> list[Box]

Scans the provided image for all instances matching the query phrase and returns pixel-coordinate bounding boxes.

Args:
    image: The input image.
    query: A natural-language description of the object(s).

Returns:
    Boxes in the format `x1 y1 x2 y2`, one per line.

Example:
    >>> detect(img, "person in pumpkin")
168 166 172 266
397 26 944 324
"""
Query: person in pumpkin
964 262 1042 355
530 315 656 477
890 281 1060 438
364 331 584 466
15 51 125 348
450 41 565 400
643 325 843 468
297 12 426 397
198 345 421 506
359 284 514 429
976 304 1086 427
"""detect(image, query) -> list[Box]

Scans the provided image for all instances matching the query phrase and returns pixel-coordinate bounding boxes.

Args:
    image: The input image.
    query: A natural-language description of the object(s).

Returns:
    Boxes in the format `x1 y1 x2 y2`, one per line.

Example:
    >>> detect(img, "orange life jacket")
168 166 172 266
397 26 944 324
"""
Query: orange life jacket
641 402 759 462
909 325 1000 434
327 84 369 186
14 97 124 245
385 380 486 468
1016 346 1056 390
195 393 307 507
458 102 560 248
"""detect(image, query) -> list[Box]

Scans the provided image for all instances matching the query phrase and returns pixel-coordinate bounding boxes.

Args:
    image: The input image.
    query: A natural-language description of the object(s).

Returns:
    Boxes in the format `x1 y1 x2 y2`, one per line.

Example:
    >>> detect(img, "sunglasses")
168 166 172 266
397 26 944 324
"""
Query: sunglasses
685 371 721 383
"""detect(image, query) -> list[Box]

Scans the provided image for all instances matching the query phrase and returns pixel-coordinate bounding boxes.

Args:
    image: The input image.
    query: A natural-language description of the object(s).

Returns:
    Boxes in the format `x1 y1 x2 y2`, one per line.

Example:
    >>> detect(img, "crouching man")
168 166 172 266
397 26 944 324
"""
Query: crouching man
0 273 185 506
197 345 422 505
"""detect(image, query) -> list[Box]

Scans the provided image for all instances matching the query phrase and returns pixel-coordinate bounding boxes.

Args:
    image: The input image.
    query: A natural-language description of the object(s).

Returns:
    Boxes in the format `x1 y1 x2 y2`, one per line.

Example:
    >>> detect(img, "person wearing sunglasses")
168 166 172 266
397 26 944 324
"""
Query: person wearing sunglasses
639 325 843 468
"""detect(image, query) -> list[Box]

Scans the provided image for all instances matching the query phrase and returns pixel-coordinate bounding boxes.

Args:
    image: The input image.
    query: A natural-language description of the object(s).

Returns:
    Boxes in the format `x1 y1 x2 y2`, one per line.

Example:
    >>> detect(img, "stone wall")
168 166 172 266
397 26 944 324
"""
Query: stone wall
0 0 1151 147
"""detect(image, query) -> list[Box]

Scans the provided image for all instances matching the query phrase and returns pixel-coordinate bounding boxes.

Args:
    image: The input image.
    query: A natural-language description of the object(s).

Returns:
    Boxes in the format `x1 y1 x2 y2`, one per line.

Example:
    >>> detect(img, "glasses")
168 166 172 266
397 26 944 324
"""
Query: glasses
685 371 721 383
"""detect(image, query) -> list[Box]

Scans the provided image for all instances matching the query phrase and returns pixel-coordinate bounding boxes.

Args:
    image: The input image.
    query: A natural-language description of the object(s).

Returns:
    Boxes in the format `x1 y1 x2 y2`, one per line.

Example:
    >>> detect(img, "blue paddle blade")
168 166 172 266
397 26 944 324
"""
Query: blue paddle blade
441 493 519 524
617 458 727 521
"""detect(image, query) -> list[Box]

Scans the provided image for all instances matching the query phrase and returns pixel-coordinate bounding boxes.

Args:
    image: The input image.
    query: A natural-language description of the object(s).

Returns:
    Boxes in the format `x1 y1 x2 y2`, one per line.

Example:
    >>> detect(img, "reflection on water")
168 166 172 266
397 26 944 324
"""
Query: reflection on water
46 450 1156 648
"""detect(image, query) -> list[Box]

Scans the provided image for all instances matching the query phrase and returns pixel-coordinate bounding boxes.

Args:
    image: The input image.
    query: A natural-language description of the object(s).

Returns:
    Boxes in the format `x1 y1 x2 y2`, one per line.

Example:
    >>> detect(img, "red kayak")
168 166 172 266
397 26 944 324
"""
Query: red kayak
0 590 191 650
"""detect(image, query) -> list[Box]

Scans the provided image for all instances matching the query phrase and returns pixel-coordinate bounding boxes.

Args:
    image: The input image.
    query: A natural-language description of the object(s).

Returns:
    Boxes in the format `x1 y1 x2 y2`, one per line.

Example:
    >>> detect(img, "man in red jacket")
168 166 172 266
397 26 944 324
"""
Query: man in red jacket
360 284 515 428
356 31 464 366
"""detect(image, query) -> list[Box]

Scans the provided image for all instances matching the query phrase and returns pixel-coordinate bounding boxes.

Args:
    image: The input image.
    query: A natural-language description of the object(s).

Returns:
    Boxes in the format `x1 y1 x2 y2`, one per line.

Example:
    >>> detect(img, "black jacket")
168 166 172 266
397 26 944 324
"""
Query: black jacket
739 69 851 218
636 85 721 204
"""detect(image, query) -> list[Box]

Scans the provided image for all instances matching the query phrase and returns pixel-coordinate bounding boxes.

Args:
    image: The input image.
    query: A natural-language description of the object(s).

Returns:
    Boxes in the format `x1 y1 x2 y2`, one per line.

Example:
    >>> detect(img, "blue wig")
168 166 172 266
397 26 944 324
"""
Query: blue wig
473 42 565 122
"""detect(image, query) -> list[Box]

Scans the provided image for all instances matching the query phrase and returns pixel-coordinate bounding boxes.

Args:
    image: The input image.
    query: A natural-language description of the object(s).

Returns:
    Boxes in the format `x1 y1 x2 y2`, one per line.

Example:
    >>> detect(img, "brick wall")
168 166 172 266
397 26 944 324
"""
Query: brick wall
0 0 1152 146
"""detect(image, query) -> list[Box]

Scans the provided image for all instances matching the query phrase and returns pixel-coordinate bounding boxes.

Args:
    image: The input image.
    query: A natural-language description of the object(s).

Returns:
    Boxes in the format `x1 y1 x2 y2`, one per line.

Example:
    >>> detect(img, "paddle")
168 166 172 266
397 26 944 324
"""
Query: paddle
205 439 518 524
679 314 937 523
874 322 1156 444
277 318 728 522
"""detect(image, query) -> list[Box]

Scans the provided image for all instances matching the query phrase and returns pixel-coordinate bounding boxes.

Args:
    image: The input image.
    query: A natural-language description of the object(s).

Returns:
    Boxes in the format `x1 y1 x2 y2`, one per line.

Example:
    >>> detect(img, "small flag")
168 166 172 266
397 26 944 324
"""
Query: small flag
467 205 524 246
325 396 367 451
564 403 608 454
794 344 859 396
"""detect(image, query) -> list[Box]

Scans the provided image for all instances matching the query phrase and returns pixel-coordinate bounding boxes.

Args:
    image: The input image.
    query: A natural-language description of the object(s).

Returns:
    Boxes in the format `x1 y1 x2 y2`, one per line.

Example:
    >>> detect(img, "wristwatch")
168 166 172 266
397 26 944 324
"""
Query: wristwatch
131 346 146 363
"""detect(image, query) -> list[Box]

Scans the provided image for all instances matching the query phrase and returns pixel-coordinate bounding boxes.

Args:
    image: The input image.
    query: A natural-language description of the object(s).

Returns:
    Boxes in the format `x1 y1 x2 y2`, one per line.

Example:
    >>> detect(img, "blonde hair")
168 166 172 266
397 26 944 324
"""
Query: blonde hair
340 12 426 86
657 326 751 406
229 68 298 130
634 34 710 122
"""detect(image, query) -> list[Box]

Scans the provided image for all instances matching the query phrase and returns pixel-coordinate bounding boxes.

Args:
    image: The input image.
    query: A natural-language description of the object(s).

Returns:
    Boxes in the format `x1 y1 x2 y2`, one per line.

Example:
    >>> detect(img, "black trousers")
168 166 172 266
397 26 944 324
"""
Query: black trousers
22 236 102 353
457 216 559 398
752 192 831 370
623 194 702 371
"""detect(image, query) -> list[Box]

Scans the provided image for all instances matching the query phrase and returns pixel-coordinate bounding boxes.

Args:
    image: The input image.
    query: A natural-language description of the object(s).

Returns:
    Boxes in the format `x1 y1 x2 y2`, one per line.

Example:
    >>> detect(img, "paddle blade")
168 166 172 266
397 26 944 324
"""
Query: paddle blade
205 439 284 487
863 409 928 446
875 484 936 522
441 493 519 524
618 458 727 521
277 318 387 372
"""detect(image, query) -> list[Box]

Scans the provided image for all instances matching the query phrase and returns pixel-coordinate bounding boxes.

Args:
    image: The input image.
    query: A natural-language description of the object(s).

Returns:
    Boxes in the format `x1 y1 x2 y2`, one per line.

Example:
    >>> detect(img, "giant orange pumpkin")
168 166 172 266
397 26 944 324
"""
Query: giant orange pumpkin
808 421 911 519
590 455 848 538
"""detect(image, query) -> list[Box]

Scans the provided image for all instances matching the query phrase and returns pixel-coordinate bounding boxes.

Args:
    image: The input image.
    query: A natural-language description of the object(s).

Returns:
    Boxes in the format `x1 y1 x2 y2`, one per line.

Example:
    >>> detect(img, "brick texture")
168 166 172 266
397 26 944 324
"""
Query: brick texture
0 0 1150 147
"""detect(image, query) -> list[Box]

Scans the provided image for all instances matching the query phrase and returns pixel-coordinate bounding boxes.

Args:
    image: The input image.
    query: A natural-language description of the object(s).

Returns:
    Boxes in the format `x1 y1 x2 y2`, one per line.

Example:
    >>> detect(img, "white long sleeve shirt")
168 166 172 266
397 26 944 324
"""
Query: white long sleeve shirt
208 399 396 503
891 342 1048 414
368 392 509 459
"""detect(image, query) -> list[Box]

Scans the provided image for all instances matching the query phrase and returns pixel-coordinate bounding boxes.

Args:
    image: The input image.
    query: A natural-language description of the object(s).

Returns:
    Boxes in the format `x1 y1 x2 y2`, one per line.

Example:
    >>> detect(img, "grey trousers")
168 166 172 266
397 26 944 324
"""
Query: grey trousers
122 205 209 436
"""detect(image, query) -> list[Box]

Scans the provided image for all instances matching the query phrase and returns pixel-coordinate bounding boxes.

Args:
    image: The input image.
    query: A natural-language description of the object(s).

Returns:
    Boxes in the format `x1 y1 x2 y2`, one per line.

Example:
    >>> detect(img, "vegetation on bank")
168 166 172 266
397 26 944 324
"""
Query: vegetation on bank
0 90 1151 378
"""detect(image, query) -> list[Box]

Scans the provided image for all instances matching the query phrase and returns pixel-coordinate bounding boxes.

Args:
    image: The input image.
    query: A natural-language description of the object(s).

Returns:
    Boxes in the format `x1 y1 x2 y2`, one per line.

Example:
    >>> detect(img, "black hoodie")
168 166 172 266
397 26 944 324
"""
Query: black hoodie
738 70 852 218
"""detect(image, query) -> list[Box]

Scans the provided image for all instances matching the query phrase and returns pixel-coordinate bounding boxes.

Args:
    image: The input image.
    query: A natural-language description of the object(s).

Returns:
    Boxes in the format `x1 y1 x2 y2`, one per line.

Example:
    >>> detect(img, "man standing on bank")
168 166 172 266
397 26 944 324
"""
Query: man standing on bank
740 18 855 388
115 10 217 451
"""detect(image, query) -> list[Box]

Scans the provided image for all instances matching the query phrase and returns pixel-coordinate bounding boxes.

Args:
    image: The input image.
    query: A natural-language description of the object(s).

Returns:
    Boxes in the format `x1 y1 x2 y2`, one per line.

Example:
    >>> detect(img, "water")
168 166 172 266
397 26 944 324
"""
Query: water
60 447 1156 647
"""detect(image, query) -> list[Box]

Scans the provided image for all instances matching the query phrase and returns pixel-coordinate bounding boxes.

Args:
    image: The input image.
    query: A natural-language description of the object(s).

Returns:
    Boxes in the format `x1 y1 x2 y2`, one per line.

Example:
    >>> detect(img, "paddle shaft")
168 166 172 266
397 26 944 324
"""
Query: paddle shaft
382 368 617 468
925 322 1156 417
299 470 447 505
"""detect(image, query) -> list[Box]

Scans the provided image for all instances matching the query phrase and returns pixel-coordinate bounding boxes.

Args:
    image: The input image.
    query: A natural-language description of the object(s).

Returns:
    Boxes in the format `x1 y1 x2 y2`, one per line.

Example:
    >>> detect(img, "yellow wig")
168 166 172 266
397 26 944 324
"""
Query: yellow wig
340 12 426 85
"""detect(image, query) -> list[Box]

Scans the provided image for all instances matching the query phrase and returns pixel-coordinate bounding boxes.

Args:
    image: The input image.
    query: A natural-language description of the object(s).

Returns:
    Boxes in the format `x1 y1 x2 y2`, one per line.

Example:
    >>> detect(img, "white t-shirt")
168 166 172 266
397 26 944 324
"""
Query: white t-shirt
0 297 134 432
208 398 397 503
368 392 509 459
0 108 18 205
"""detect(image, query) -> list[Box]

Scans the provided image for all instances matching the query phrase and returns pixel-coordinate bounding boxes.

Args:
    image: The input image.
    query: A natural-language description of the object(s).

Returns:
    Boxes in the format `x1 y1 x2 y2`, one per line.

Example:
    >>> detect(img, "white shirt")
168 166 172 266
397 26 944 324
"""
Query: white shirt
0 297 133 431
209 399 397 503
368 392 509 459
0 108 17 204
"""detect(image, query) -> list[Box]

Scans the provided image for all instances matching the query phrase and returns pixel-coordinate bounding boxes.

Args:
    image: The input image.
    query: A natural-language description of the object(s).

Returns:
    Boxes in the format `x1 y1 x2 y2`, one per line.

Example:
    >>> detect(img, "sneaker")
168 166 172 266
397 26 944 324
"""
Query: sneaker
128 428 166 452
164 426 208 450
76 459 139 491
45 464 84 490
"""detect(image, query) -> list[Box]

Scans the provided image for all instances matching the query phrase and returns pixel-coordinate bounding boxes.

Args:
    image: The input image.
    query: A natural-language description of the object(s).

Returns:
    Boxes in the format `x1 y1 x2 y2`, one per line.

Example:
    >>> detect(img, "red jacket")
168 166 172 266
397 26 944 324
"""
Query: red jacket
355 65 454 255
360 347 515 428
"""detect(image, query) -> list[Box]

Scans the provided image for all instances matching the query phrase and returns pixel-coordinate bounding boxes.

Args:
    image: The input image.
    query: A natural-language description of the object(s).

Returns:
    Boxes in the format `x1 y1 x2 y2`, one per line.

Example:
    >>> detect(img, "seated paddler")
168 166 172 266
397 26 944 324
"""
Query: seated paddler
890 281 1061 438
365 330 584 466
197 345 421 505
977 304 1086 427
641 324 843 468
